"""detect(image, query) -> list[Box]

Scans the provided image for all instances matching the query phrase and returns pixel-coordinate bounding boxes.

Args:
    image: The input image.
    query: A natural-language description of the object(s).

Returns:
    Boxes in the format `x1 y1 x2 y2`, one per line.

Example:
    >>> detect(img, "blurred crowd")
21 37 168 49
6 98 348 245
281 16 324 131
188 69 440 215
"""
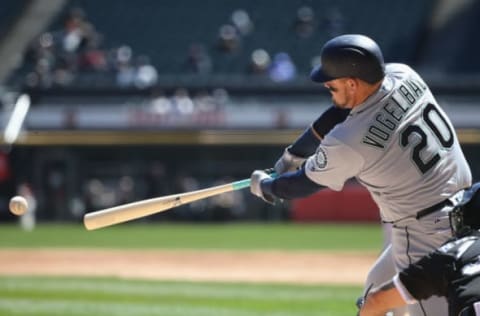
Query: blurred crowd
188 5 347 82
247 6 346 82
21 4 348 88
23 7 158 89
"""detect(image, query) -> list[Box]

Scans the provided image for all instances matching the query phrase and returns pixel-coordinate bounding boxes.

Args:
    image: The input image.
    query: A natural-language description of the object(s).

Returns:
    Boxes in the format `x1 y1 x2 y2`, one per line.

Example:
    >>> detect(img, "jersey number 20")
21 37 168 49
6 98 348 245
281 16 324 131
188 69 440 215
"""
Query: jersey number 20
400 103 454 174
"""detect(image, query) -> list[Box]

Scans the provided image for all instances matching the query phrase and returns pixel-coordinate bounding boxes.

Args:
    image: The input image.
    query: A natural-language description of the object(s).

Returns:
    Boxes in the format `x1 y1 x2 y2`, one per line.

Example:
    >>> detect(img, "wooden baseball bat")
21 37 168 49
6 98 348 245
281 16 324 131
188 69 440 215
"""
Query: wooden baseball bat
84 172 275 230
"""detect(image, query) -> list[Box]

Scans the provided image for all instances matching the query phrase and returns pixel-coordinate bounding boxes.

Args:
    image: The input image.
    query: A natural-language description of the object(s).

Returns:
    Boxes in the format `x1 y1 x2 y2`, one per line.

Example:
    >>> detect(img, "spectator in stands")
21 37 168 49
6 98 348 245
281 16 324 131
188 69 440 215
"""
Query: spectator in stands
150 88 173 114
77 36 108 72
192 90 217 113
293 6 316 38
322 7 346 37
133 55 158 89
24 32 56 70
58 7 102 71
117 176 136 205
115 63 135 87
268 52 297 82
60 7 89 53
22 5 156 88
231 9 254 36
84 178 115 210
112 45 136 87
51 58 75 86
25 58 53 88
171 88 195 114
217 24 241 53
186 43 213 74
24 32 57 87
22 6 95 87
248 49 271 75
211 88 230 108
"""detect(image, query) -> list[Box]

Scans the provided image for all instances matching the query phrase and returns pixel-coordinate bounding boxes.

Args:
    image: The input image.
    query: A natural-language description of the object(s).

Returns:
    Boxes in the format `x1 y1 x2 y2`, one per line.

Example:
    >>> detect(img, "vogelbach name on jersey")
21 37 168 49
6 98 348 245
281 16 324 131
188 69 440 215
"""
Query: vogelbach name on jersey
362 77 427 149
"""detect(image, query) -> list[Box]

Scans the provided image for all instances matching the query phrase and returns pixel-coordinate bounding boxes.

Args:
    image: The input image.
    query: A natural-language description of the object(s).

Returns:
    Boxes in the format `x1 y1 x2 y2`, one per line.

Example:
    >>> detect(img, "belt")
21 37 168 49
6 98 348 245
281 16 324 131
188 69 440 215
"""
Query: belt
416 199 453 220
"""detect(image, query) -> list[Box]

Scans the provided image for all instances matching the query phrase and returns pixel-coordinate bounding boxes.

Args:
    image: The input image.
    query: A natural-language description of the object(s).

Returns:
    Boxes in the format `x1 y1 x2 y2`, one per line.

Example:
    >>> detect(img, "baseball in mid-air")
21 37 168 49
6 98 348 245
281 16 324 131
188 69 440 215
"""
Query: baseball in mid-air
9 196 28 216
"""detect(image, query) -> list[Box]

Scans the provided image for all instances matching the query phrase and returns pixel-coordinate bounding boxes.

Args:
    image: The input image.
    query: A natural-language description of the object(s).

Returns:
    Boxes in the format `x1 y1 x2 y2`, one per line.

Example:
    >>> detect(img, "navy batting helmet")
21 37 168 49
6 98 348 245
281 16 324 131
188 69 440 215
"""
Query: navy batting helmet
310 34 385 84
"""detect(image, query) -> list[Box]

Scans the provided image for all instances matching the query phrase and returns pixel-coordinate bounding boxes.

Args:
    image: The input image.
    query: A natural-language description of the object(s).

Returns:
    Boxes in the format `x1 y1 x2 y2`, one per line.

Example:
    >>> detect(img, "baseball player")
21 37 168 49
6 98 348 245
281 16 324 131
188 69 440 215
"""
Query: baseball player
250 34 472 316
359 229 480 316
358 183 480 316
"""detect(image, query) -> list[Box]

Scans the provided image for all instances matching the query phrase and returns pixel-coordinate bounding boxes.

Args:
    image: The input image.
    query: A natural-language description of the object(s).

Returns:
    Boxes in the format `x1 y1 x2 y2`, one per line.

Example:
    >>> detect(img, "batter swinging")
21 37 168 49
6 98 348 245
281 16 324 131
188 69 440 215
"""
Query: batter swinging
250 34 472 316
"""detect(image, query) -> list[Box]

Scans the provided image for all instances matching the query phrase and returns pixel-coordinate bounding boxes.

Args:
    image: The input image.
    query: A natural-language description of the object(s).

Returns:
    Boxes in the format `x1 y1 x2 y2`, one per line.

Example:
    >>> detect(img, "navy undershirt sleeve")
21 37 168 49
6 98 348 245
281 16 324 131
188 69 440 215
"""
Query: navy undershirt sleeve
288 128 320 157
261 168 324 200
311 106 350 137
289 106 350 157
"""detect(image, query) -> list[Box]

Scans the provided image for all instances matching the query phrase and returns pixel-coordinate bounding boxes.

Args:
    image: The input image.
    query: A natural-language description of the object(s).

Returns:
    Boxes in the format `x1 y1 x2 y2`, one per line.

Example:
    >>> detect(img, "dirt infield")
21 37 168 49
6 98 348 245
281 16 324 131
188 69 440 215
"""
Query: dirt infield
0 249 376 284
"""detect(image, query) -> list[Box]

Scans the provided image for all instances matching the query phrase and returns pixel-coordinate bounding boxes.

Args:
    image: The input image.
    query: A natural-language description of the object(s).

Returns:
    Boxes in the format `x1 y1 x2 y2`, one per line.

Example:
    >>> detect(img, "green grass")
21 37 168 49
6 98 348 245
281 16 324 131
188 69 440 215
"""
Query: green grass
0 222 382 251
0 223 378 315
0 276 361 316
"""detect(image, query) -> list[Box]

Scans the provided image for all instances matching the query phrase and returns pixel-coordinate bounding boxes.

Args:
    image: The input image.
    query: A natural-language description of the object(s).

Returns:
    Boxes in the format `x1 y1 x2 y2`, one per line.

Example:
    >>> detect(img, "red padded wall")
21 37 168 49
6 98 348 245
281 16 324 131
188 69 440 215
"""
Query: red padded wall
291 184 380 222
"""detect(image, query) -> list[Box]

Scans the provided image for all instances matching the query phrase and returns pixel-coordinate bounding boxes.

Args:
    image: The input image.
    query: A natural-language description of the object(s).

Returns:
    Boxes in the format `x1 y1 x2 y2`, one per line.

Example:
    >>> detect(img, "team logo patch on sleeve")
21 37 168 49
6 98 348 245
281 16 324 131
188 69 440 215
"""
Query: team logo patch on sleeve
313 147 328 169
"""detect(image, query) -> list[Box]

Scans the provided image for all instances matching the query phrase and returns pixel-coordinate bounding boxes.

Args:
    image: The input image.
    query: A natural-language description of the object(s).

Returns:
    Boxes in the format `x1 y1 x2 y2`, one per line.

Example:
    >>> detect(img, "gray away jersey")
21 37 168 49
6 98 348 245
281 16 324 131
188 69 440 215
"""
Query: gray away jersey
305 63 472 222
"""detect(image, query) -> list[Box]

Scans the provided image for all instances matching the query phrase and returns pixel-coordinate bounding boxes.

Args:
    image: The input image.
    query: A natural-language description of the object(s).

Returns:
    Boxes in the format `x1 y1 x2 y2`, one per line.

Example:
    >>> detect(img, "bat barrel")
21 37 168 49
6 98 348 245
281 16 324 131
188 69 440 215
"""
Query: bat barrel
83 195 180 230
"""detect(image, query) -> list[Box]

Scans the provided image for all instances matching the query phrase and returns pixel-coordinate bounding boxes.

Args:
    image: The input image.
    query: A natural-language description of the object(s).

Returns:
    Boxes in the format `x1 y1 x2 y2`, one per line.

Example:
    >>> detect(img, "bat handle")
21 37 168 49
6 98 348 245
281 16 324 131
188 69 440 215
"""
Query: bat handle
231 169 277 191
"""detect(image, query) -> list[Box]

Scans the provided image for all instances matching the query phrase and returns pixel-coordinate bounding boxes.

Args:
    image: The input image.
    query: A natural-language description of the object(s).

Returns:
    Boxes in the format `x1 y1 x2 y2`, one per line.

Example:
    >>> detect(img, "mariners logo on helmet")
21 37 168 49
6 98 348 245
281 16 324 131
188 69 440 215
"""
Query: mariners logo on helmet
310 34 385 84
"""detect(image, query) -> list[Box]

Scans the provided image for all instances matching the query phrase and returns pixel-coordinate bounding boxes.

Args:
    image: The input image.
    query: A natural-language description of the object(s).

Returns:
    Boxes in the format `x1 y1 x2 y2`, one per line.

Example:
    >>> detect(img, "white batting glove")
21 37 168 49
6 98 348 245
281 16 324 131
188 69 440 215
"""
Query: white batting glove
250 170 275 204
274 147 306 174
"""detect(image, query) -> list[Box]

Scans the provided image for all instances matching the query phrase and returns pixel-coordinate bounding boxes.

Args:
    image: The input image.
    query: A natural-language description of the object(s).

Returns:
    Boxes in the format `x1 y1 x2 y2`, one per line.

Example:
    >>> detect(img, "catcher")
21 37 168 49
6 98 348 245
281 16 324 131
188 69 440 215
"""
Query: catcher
358 183 480 316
